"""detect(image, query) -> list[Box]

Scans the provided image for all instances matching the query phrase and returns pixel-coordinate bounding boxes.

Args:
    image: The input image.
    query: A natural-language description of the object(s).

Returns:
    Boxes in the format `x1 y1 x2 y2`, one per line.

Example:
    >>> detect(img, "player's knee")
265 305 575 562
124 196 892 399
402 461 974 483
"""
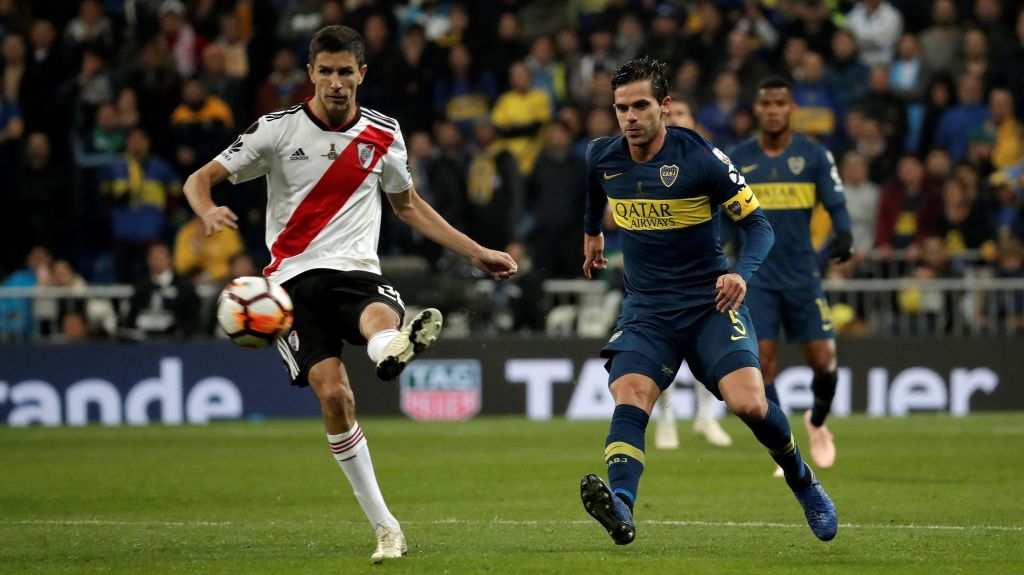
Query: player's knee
318 383 355 416
728 394 767 421
610 378 659 411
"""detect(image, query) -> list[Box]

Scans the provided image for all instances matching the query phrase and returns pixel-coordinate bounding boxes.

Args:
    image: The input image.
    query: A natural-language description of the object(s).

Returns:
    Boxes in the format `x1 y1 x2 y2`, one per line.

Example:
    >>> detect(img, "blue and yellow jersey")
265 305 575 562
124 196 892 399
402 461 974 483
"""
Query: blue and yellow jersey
727 134 851 290
584 126 773 308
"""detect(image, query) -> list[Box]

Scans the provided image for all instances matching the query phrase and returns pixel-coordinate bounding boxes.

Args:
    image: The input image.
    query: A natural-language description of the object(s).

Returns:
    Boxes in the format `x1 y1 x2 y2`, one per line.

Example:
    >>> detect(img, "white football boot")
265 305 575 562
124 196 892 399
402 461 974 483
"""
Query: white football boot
375 308 443 381
370 524 407 563
693 417 733 447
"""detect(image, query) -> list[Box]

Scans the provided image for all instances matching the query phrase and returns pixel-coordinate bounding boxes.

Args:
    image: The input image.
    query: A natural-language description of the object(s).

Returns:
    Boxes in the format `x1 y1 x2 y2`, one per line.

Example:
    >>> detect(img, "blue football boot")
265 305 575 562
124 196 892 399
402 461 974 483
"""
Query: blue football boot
793 467 838 541
580 474 636 545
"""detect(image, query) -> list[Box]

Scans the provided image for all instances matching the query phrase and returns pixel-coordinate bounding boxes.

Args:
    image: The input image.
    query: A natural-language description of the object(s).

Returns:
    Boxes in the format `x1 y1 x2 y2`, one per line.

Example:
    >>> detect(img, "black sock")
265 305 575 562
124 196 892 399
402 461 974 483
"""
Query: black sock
764 381 780 407
605 404 649 507
810 370 838 427
742 401 812 491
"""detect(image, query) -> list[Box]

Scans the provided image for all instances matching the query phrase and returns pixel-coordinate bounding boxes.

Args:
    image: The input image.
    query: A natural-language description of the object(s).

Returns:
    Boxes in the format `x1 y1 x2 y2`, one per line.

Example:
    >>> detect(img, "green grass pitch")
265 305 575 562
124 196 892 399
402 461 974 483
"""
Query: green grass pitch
2 414 1023 574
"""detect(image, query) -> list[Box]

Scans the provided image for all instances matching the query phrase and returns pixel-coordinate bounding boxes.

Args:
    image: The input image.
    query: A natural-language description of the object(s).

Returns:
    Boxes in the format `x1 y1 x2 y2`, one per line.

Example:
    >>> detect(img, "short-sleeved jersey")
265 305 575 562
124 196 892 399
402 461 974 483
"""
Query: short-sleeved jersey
727 134 846 290
585 127 761 308
215 102 413 284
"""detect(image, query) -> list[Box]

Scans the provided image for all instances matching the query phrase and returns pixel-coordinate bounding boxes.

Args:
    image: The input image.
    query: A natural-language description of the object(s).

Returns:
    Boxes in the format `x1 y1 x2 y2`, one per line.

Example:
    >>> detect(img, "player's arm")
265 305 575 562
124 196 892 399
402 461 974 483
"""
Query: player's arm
183 161 237 236
582 140 609 279
817 148 854 262
706 144 774 312
386 188 517 280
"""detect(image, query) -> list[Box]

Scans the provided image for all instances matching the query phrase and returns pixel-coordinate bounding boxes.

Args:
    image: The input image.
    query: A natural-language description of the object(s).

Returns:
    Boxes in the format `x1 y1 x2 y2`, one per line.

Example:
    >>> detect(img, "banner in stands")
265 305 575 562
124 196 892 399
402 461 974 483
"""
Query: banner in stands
0 338 1018 426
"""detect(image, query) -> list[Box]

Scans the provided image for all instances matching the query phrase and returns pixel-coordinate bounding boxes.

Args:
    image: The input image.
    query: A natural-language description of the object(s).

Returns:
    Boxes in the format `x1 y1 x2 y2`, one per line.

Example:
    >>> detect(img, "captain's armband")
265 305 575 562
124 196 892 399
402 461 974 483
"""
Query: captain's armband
721 186 759 221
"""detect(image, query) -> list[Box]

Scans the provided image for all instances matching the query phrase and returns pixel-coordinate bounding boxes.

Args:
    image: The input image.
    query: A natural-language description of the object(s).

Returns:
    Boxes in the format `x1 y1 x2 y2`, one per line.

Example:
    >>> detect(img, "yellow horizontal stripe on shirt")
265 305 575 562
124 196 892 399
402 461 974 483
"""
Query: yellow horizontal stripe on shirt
609 196 710 231
604 441 646 464
749 182 816 210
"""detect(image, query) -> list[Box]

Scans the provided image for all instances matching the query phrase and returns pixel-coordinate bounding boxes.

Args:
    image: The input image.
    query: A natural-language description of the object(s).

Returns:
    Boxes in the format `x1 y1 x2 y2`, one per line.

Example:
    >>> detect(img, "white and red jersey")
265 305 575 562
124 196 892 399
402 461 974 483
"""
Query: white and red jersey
215 102 413 284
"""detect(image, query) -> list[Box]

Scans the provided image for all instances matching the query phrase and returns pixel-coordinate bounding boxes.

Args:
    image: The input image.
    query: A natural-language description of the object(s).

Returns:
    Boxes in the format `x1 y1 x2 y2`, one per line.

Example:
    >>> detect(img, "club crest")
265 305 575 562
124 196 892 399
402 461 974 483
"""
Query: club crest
288 330 300 352
358 143 375 169
788 155 806 175
660 164 679 187
727 200 742 217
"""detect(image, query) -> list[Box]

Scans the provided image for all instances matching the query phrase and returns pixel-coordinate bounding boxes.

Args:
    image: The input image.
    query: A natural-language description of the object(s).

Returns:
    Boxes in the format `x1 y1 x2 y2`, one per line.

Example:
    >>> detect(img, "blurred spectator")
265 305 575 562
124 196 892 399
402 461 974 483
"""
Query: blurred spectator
518 0 568 43
862 65 908 153
897 236 959 332
123 243 199 340
988 170 1024 241
434 43 496 136
214 12 249 80
464 120 524 255
924 147 953 184
781 35 809 78
0 79 22 175
840 151 881 258
919 0 960 78
125 41 181 155
66 45 118 134
957 28 991 83
698 71 743 145
59 310 92 343
998 7 1024 119
382 23 437 133
74 102 125 168
825 29 869 110
198 43 246 127
642 6 685 73
935 73 990 162
793 51 842 148
889 34 925 102
934 177 995 260
20 19 62 140
6 133 67 270
986 88 1022 170
875 155 941 255
684 1 727 76
788 0 834 56
614 13 645 64
717 30 771 101
579 27 621 94
51 258 117 338
170 78 234 175
482 12 527 93
983 237 1024 332
100 127 181 282
255 47 314 117
852 116 896 182
277 0 322 60
525 35 567 107
0 245 52 342
63 0 113 53
555 27 586 104
845 0 903 67
492 61 552 175
670 59 703 103
359 12 397 111
2 33 26 101
917 74 955 156
115 87 140 130
576 106 616 158
964 127 997 183
157 0 206 78
972 0 1012 58
523 119 584 279
173 214 243 284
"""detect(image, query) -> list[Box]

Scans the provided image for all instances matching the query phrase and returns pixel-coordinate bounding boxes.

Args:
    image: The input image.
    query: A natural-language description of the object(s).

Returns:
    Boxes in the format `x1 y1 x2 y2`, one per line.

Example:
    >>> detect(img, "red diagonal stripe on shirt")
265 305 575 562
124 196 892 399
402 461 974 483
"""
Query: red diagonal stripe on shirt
263 124 396 277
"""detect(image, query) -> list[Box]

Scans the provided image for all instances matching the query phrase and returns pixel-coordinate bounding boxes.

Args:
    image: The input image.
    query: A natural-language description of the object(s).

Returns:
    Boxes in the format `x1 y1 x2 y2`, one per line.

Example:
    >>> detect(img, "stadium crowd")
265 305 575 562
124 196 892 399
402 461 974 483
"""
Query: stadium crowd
1 0 1024 342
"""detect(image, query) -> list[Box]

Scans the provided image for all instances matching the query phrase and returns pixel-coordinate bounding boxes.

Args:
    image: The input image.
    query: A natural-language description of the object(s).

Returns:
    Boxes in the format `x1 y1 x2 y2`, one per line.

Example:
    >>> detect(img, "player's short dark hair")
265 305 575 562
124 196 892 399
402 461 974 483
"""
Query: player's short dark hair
611 56 669 101
757 75 794 93
309 25 365 66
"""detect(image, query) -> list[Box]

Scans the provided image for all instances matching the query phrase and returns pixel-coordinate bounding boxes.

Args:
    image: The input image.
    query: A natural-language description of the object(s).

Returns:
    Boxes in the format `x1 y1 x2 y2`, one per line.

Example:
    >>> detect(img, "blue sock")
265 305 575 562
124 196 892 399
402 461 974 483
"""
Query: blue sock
810 370 838 427
764 382 780 407
742 400 811 491
605 404 649 509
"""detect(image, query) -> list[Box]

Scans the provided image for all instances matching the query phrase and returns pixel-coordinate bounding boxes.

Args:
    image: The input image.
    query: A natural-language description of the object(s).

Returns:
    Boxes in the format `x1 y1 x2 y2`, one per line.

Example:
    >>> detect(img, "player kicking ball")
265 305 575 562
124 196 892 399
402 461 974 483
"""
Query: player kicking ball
183 25 516 563
728 77 853 475
578 57 837 545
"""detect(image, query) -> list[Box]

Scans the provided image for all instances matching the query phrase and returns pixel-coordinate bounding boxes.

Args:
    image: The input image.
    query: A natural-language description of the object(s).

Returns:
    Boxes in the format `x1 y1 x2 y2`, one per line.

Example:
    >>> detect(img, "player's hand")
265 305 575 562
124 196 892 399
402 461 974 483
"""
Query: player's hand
715 273 746 313
828 230 854 263
471 249 518 281
582 233 607 280
201 206 239 236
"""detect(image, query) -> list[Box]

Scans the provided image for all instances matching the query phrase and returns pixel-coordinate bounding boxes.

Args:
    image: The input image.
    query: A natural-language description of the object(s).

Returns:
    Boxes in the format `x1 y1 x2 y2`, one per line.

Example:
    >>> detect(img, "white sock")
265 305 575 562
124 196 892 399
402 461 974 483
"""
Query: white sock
657 382 675 425
327 422 400 532
695 384 718 422
366 329 399 363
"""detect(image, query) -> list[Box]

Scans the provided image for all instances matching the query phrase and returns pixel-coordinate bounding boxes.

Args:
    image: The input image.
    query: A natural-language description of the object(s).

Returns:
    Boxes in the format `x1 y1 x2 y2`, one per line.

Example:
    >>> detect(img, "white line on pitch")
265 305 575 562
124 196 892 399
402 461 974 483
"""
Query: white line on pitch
8 518 1023 533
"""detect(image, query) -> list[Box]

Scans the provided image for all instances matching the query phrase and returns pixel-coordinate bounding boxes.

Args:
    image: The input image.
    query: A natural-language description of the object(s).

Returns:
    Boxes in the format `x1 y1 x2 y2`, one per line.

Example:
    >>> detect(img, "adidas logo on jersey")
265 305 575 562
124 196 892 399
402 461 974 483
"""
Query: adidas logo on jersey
289 148 309 161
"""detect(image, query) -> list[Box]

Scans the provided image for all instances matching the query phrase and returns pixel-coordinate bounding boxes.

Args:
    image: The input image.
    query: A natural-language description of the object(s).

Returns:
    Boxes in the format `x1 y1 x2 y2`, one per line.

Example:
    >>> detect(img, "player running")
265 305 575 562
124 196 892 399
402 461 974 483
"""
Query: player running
183 25 517 563
654 95 733 450
579 57 837 545
728 76 853 474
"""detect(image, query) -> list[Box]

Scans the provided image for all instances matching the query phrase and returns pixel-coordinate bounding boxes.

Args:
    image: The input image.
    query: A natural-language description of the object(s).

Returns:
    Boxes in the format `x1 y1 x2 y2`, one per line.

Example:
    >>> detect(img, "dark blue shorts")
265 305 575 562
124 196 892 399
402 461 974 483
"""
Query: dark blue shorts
601 303 760 399
745 284 835 343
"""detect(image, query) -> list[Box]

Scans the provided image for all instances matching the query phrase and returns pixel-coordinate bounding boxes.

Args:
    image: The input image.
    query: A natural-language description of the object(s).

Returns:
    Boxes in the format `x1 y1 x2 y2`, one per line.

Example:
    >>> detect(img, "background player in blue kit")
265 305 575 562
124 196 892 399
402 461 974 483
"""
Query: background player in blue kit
728 77 854 474
578 57 837 545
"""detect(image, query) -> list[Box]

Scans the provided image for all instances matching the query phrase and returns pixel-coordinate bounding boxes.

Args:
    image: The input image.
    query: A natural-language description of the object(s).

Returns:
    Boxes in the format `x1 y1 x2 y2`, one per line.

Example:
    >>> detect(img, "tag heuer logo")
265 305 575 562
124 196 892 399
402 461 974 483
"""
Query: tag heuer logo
321 143 339 161
289 148 308 161
399 360 482 421
358 143 375 169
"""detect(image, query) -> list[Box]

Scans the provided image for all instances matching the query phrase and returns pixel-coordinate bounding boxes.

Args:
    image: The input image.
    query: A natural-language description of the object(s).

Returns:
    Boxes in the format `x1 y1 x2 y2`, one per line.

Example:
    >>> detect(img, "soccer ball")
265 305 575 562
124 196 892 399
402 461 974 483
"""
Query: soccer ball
217 276 293 348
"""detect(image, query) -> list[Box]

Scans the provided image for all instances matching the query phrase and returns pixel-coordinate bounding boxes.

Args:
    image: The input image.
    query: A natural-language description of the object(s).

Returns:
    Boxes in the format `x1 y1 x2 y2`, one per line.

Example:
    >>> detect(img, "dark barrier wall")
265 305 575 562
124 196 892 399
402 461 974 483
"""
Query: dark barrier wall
0 338 1019 426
